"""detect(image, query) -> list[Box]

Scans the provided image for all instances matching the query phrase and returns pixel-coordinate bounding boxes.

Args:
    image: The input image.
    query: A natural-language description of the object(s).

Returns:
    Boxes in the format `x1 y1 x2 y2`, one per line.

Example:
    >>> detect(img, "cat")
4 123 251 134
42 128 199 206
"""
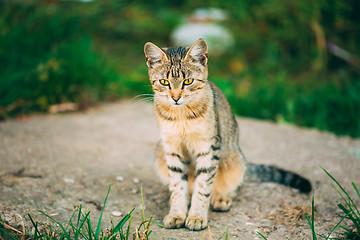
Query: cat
144 39 311 231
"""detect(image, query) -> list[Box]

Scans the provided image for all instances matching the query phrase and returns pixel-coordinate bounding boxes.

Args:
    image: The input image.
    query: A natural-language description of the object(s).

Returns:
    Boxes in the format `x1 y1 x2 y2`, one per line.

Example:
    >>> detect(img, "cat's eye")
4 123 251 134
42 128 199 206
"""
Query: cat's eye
183 78 194 85
159 79 170 86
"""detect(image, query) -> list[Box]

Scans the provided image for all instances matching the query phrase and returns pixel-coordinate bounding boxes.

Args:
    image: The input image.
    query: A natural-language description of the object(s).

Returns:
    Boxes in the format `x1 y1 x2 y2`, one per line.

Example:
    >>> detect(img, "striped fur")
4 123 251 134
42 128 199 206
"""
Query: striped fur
244 163 312 193
144 39 311 231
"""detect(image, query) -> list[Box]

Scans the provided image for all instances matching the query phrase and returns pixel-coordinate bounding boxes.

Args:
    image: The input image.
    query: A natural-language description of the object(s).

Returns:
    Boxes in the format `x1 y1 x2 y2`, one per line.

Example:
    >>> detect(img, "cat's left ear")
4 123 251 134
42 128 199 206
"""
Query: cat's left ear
144 42 169 68
184 39 208 66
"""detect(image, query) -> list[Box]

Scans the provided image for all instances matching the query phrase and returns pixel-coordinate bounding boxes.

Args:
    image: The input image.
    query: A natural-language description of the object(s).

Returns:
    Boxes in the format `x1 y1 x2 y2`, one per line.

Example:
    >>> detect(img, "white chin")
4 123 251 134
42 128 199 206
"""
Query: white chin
172 102 182 106
169 99 185 106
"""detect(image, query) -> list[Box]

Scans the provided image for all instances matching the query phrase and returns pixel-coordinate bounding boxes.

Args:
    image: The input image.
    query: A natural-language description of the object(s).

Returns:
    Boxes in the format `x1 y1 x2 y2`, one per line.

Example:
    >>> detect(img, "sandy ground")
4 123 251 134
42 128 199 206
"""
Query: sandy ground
0 100 359 239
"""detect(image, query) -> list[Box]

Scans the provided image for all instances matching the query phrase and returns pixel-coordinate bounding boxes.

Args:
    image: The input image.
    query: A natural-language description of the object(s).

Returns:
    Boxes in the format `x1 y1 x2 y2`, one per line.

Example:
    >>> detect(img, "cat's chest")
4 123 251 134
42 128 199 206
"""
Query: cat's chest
159 118 213 142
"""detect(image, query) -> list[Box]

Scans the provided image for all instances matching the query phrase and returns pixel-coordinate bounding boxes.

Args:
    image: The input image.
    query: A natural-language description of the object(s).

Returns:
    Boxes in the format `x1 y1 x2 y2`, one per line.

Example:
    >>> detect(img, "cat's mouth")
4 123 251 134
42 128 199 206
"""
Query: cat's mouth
169 97 185 106
172 101 183 106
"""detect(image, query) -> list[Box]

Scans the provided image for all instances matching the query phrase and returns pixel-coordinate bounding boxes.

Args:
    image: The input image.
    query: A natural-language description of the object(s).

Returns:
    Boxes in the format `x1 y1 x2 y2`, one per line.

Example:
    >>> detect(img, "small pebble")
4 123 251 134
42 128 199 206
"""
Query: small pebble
64 177 75 184
132 178 140 184
245 222 255 226
132 189 139 194
111 211 122 217
116 176 124 182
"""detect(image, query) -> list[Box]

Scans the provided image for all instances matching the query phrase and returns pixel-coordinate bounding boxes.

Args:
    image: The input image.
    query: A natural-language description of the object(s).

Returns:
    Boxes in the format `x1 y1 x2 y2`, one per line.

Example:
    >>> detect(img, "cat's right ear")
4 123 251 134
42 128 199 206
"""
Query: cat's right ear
144 42 169 68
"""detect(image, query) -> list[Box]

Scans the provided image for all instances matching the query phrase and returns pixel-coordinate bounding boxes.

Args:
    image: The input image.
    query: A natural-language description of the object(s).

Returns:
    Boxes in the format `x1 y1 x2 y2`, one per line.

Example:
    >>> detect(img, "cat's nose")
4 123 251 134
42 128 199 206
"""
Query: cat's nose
171 96 181 103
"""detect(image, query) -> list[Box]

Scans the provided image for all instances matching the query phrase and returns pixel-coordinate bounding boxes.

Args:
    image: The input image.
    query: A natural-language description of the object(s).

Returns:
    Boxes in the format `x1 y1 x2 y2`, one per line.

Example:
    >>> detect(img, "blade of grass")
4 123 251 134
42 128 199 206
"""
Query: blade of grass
337 204 360 233
126 212 132 240
75 211 91 239
305 214 316 240
0 223 19 240
322 167 360 238
86 212 94 239
305 188 317 240
208 225 212 240
113 208 135 233
332 186 360 232
80 227 91 240
322 167 360 217
67 205 81 237
330 182 360 223
149 220 165 229
311 189 316 240
353 183 360 199
216 228 228 240
256 231 268 240
95 184 111 239
17 214 25 240
144 213 154 239
81 211 94 238
145 213 154 233
330 182 350 207
338 224 356 237
32 221 39 239
38 210 71 240
202 228 206 240
0 215 22 239
325 209 352 239
137 228 141 239
46 224 53 239
137 218 155 233
46 219 66 238
351 183 360 224
108 231 119 240
338 225 352 232
75 204 83 231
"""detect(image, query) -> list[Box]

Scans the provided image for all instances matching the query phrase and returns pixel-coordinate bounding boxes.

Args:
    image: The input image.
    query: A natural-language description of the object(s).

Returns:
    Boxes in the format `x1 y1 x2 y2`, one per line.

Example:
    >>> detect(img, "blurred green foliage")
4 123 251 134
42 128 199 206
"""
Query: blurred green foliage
0 0 359 137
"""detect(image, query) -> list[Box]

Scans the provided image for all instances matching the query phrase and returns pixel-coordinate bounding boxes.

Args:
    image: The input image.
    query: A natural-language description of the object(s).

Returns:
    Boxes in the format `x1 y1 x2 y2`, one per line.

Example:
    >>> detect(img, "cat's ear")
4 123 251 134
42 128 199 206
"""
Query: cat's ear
144 42 169 68
184 39 208 66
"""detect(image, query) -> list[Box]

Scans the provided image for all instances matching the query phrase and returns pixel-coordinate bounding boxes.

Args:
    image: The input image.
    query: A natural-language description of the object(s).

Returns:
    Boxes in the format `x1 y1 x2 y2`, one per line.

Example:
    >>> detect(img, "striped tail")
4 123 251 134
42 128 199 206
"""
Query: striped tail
244 163 312 193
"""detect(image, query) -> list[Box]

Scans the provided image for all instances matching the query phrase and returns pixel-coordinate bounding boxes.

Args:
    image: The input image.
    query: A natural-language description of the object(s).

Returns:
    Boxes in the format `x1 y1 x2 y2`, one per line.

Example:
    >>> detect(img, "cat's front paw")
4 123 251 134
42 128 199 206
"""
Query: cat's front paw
211 195 232 212
163 214 185 229
185 215 207 231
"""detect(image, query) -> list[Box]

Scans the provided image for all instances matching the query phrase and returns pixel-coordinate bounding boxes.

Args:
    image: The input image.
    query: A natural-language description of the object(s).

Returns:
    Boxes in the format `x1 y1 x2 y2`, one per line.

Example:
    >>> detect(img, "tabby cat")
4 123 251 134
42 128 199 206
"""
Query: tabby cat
144 39 311 231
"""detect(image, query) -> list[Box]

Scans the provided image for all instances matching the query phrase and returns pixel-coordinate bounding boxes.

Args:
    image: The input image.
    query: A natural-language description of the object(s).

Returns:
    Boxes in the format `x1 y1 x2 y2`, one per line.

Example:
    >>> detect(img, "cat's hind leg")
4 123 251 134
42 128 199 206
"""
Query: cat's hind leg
211 149 245 211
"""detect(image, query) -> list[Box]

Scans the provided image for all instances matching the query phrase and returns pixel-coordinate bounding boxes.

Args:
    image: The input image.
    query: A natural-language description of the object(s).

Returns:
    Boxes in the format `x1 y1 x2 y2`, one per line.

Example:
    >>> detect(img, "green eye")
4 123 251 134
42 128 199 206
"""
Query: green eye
183 78 194 85
159 79 170 86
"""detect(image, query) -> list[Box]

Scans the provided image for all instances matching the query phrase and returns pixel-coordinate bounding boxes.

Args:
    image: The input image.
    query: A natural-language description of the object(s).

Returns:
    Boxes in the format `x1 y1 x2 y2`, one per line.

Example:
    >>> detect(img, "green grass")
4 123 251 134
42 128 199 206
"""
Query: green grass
305 189 317 240
257 167 360 240
321 167 360 240
0 185 230 240
0 185 150 240
2 168 359 239
0 2 127 119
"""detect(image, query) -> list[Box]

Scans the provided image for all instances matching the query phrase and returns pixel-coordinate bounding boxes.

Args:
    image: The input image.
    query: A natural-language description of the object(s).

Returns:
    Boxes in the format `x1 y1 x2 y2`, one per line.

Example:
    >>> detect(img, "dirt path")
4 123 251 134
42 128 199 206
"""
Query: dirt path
1 100 359 239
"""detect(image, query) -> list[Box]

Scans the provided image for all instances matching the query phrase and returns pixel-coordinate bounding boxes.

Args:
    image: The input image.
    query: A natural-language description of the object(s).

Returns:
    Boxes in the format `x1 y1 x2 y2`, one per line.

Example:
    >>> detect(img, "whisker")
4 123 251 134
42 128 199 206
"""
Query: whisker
133 96 154 104
131 94 155 101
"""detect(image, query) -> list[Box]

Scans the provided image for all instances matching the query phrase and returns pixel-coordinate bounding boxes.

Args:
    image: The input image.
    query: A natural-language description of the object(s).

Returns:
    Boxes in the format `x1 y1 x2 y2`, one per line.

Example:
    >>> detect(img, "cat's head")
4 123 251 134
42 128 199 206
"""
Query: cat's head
144 39 208 107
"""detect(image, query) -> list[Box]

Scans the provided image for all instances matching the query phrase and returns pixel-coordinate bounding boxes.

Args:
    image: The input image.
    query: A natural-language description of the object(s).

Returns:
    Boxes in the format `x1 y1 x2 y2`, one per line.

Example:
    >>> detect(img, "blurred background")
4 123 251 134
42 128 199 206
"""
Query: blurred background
0 0 359 137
